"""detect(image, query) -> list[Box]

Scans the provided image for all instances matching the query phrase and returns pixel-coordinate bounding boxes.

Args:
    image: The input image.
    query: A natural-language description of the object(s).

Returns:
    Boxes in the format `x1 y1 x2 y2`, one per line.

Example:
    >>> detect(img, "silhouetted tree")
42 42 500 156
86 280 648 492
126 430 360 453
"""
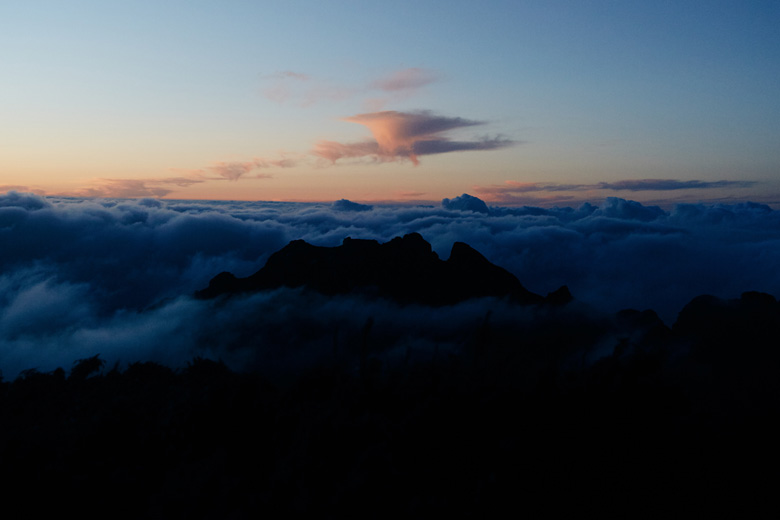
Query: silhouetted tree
69 354 105 382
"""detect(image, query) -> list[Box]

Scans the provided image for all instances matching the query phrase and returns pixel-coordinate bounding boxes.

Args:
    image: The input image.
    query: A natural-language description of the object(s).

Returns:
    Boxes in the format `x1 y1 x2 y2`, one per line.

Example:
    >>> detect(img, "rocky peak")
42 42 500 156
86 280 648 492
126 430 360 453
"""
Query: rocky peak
197 233 553 306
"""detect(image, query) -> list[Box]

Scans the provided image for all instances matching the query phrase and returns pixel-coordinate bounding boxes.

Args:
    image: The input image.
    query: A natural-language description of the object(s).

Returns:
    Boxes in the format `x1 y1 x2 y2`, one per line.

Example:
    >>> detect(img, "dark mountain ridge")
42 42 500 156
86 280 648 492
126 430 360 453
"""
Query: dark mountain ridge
197 232 571 306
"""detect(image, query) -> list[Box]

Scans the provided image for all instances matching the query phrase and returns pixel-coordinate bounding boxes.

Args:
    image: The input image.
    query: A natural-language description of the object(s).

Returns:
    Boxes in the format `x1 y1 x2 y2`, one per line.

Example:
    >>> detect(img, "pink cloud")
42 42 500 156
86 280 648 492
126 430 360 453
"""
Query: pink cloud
314 110 513 165
261 67 437 108
395 190 428 198
156 177 204 188
205 161 258 181
61 154 294 199
260 70 358 106
369 68 438 92
202 157 295 181
73 179 179 198
364 68 439 110
253 157 297 169
313 140 382 163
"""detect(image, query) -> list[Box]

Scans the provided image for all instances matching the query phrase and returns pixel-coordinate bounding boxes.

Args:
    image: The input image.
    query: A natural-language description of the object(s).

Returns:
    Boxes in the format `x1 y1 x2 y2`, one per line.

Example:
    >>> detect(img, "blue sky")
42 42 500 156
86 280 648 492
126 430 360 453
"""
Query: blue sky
2 1 779 205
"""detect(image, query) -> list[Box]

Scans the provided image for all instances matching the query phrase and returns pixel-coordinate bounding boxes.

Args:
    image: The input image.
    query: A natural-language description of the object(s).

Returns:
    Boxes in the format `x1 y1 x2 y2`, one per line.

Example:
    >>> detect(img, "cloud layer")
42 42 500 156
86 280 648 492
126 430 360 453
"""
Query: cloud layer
2 191 780 378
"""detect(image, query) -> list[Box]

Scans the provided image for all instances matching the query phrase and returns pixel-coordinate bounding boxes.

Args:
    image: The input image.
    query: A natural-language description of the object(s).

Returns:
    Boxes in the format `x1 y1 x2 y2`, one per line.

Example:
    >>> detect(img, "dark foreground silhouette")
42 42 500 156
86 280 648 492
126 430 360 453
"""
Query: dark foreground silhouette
197 232 569 305
1 235 778 517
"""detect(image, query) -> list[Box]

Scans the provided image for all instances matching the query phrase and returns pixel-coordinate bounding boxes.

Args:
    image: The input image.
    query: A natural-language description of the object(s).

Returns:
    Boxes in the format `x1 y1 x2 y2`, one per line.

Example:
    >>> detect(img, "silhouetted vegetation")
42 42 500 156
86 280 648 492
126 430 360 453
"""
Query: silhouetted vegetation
1 237 777 516
1 289 778 516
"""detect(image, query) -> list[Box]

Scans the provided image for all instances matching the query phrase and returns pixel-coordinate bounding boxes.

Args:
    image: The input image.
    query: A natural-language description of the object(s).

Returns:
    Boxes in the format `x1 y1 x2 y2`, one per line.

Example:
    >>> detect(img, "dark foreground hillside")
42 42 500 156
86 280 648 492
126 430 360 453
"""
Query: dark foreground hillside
2 293 778 517
1 235 778 517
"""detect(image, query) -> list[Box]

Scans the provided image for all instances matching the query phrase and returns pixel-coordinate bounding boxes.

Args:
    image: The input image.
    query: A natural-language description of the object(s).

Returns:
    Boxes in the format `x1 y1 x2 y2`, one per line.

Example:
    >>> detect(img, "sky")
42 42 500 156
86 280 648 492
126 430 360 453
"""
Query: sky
2 1 779 206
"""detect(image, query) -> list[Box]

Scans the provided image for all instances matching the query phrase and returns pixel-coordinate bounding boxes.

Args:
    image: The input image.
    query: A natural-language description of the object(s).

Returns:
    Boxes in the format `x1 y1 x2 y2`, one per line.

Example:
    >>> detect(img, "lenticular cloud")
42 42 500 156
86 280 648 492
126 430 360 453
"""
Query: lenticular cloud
314 110 513 164
2 191 780 378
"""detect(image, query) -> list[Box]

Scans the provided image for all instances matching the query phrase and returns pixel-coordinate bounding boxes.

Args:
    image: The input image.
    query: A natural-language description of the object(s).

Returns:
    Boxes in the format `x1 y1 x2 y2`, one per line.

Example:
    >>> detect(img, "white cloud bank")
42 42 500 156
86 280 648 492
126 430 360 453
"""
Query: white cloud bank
2 191 779 378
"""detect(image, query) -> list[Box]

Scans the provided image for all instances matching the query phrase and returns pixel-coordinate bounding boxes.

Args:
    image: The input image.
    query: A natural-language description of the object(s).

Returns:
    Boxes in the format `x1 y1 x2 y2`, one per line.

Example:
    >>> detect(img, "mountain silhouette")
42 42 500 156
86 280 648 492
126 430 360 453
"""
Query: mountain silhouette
197 232 567 306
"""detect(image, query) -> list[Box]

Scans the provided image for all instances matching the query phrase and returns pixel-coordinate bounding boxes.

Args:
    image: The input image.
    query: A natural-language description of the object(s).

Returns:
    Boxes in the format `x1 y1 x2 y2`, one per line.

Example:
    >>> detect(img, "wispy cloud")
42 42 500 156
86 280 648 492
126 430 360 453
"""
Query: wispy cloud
364 68 441 110
596 179 757 191
475 182 594 196
396 190 428 198
275 71 310 81
205 161 259 181
74 179 189 198
412 137 513 156
256 157 297 169
261 67 439 108
314 110 514 165
157 177 206 188
68 155 294 199
178 155 297 183
260 70 313 104
313 140 382 163
475 179 758 201
369 68 439 92
260 69 357 106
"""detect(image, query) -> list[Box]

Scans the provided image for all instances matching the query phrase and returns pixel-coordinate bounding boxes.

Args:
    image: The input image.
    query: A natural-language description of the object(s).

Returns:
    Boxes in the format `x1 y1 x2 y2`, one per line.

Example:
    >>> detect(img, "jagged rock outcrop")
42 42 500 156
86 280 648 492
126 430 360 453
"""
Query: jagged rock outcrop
197 233 564 306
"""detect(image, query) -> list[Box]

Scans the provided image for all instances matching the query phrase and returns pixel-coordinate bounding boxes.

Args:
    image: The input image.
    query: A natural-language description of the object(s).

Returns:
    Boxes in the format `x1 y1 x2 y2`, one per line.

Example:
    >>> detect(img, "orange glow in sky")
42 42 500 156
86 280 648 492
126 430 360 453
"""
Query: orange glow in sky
2 2 779 206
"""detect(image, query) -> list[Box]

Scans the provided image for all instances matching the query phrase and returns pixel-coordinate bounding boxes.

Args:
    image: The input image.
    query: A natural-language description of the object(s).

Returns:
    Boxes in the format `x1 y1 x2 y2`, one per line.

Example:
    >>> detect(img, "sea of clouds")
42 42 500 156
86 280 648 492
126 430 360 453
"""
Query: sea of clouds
2 191 779 378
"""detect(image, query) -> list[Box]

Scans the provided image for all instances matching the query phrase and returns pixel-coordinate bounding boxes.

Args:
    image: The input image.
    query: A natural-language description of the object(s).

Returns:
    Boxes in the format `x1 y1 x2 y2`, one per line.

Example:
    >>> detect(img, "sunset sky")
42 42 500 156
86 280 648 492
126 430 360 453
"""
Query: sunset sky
2 1 779 206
